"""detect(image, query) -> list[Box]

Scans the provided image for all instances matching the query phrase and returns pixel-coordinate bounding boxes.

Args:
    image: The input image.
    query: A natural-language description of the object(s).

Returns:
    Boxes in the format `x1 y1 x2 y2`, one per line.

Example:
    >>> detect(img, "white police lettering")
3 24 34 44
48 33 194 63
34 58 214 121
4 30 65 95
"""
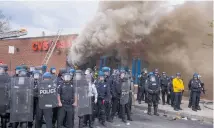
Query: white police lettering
40 88 56 95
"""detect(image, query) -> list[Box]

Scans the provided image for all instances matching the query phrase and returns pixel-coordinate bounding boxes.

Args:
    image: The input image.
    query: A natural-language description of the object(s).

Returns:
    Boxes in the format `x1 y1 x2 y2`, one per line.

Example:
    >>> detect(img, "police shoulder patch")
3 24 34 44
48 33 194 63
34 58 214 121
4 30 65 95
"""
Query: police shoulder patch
104 85 106 87
71 84 73 87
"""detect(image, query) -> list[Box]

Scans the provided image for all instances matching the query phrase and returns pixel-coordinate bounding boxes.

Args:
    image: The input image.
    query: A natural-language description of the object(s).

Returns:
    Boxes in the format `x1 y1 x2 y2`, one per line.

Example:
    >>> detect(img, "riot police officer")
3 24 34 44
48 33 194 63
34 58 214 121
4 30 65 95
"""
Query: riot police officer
35 72 58 128
101 67 112 122
138 68 148 104
50 67 57 79
57 73 76 128
49 67 58 127
188 73 197 108
145 72 160 116
82 73 98 128
11 69 34 128
14 66 22 77
160 72 170 105
189 73 202 111
96 71 111 126
0 64 10 128
110 69 122 122
119 69 132 123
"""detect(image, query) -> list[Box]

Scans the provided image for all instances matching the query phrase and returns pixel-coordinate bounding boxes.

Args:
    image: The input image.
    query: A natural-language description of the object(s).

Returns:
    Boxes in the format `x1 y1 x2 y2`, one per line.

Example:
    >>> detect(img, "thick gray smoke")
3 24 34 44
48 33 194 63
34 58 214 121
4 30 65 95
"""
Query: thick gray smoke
68 1 213 99
68 1 172 66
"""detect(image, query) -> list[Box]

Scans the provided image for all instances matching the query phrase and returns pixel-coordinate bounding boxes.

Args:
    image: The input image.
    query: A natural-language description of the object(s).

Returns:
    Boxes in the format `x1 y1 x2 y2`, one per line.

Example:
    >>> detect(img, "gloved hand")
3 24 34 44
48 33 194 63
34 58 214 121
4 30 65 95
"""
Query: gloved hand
94 99 97 104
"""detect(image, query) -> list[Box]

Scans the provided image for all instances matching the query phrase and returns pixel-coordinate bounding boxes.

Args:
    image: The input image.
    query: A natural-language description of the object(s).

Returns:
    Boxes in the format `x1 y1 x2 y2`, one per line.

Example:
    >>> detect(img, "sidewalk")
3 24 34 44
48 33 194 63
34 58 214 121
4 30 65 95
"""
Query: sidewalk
133 97 213 123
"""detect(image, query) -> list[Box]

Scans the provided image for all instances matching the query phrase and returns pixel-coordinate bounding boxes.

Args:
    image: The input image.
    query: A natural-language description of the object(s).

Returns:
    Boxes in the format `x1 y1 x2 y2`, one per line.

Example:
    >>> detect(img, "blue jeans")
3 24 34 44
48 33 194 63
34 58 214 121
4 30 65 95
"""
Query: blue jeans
174 92 182 109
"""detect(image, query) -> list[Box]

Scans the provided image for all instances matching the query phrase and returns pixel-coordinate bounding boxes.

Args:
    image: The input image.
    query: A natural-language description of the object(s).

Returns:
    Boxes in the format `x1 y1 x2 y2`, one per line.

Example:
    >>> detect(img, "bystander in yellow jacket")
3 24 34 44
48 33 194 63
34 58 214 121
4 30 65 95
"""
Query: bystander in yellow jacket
173 78 184 93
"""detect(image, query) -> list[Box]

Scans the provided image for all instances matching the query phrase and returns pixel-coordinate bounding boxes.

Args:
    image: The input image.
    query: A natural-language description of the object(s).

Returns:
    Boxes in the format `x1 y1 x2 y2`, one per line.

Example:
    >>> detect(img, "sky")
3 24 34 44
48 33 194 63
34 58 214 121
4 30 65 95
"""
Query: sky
0 0 185 38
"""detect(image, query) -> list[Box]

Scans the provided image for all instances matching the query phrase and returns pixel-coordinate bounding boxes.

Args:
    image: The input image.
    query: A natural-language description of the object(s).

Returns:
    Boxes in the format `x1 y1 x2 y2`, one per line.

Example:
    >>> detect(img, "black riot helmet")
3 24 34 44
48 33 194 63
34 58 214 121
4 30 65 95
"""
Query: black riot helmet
62 73 72 82
58 68 67 77
0 66 5 75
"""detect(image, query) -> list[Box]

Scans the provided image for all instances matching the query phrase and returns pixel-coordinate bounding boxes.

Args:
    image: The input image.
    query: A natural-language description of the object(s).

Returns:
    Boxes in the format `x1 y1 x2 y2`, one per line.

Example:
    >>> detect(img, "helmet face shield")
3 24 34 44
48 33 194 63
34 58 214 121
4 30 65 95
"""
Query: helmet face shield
19 70 27 77
34 73 40 79
120 72 125 78
16 70 20 75
30 67 35 72
150 76 156 82
52 69 56 74
63 74 71 82
0 67 5 74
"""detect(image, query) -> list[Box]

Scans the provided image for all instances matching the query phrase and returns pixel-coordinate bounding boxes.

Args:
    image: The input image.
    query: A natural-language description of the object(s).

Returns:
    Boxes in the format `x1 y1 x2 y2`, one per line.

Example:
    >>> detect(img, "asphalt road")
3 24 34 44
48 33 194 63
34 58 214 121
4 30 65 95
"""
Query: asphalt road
45 108 213 128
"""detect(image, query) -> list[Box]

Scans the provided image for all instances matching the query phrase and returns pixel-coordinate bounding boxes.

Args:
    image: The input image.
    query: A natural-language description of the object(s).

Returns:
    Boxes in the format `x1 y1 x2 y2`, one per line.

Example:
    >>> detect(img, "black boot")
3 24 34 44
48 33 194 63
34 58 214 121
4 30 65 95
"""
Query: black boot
197 106 201 110
192 107 197 112
127 117 133 121
147 106 152 115
101 121 106 127
154 106 159 116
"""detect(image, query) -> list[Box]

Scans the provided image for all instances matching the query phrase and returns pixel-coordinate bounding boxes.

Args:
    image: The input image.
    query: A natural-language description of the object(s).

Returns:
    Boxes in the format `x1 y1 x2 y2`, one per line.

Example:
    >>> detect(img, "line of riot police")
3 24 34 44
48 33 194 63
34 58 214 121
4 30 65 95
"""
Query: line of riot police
0 64 135 128
137 68 205 114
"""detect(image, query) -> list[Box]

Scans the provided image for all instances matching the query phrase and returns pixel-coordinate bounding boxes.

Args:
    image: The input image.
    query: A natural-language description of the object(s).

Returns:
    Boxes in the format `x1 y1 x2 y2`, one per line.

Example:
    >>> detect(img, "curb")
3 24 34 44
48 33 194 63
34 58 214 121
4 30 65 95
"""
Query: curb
133 104 213 124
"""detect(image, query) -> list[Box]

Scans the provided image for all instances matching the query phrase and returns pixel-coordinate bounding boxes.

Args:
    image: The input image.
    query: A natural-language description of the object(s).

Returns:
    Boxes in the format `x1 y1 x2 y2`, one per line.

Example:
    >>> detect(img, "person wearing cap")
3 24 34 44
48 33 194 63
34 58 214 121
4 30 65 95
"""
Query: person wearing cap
172 73 184 111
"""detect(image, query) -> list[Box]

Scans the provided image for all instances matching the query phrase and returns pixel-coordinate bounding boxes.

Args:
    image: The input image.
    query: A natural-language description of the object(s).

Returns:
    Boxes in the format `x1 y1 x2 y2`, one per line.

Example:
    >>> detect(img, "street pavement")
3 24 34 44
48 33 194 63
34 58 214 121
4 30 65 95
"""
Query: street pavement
134 97 213 123
41 108 213 128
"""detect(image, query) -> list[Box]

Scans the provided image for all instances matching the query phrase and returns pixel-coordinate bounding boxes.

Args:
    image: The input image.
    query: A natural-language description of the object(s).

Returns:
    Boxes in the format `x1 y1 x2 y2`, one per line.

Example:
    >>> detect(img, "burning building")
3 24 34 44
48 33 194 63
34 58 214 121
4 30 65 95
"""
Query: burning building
0 34 77 73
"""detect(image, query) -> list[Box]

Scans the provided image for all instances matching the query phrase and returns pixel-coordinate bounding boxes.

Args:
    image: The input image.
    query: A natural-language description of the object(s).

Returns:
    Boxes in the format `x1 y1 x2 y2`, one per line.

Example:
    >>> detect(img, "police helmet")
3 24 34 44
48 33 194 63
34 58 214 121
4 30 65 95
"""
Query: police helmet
0 66 5 74
102 67 110 72
148 72 154 76
50 67 56 74
193 73 198 78
19 69 27 77
59 68 67 75
162 72 166 76
42 72 52 79
62 73 72 82
154 68 159 73
42 65 47 72
98 71 105 76
0 64 8 72
143 68 148 74
69 69 76 75
176 72 181 76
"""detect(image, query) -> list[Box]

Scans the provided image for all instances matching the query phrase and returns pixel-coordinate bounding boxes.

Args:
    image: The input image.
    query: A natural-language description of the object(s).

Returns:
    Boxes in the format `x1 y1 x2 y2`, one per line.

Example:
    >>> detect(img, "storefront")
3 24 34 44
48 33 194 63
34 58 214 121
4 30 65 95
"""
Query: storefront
0 34 77 73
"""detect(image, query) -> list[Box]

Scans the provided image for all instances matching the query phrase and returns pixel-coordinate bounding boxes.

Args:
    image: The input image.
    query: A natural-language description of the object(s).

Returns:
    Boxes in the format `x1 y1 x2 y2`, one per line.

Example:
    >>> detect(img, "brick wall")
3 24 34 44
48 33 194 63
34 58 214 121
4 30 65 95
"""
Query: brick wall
0 34 77 73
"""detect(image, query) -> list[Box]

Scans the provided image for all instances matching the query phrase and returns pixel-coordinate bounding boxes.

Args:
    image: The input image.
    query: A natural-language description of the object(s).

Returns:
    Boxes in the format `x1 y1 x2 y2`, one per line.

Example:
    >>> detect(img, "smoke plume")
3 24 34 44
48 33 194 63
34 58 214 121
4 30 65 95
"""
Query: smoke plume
68 1 171 65
68 1 213 99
